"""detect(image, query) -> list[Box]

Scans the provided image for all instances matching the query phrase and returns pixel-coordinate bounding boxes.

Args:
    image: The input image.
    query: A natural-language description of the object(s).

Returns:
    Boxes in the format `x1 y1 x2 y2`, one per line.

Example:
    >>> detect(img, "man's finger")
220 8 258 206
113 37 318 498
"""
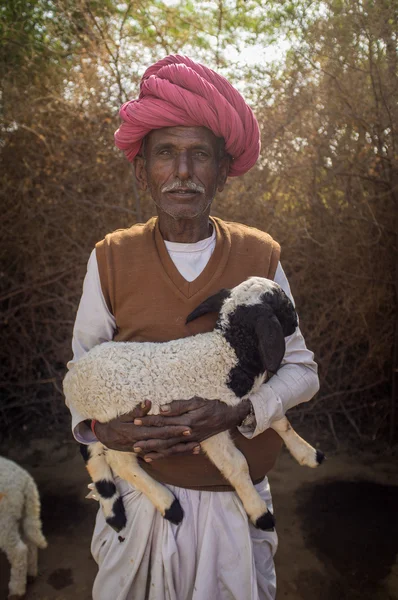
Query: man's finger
134 435 194 453
158 398 207 417
131 425 192 441
118 401 152 422
134 414 192 429
143 442 200 461
134 436 190 452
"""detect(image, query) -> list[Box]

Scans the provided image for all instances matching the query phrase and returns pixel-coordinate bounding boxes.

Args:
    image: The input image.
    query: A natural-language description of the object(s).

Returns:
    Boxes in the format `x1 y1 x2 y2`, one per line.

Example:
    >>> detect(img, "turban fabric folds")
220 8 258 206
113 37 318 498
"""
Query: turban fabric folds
114 55 261 176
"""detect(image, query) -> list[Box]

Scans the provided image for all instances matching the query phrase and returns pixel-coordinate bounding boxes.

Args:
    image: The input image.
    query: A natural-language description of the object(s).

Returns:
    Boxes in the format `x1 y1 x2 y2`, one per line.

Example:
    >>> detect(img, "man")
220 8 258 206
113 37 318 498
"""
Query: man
66 55 319 600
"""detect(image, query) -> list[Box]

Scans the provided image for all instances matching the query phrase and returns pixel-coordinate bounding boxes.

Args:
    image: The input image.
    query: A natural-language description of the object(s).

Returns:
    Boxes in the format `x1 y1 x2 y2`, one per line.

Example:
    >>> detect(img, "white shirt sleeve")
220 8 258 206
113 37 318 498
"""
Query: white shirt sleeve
238 262 320 439
66 249 116 443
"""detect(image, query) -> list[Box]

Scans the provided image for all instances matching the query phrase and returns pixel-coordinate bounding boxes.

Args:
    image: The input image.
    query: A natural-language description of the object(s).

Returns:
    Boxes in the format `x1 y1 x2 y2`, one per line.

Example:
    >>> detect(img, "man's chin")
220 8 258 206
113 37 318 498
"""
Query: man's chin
155 201 212 221
168 210 206 221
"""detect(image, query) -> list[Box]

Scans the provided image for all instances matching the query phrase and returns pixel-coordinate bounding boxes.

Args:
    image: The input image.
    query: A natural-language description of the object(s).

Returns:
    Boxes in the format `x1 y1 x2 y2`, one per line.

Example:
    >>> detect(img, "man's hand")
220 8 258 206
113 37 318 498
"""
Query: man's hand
94 398 251 461
132 397 251 461
94 400 198 455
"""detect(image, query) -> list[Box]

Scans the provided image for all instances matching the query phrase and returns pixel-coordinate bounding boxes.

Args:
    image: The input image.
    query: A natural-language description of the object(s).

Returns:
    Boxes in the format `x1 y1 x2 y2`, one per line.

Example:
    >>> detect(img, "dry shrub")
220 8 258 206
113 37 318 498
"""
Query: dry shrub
1 84 137 432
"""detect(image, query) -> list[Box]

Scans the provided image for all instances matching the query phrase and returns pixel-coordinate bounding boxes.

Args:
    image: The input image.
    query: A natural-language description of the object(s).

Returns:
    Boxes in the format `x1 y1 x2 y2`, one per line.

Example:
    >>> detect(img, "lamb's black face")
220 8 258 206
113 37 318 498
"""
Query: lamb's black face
185 277 298 399
223 285 298 398
261 286 298 337
260 286 298 337
223 302 273 398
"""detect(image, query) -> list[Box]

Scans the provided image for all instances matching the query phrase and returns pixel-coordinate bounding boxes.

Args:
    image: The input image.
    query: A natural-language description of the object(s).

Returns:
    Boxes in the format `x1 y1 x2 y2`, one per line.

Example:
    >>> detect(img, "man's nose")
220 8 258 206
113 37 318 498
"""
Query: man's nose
175 151 192 180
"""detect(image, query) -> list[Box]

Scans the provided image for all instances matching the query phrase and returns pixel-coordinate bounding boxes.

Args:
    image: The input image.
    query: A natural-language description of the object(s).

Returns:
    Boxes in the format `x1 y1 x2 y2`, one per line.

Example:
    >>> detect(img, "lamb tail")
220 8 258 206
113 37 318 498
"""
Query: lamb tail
22 475 47 549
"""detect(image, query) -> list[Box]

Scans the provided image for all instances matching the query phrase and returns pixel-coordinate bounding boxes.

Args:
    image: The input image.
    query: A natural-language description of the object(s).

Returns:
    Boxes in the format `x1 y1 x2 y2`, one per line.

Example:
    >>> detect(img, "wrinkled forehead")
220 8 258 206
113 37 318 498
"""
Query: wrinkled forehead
145 126 223 152
220 277 278 319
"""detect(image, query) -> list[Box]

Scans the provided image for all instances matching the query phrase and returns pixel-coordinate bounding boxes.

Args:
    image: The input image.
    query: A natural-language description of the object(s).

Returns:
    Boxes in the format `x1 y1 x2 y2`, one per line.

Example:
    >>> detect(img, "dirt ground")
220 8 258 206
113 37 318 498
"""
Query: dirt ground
0 435 397 600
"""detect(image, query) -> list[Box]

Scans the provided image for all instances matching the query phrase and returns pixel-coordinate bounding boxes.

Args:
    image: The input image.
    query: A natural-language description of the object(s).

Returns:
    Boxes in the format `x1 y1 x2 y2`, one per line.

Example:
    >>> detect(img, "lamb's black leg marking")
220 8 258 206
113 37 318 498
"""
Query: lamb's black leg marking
106 497 127 532
79 442 127 532
96 479 117 498
255 511 275 531
316 450 326 464
164 499 184 524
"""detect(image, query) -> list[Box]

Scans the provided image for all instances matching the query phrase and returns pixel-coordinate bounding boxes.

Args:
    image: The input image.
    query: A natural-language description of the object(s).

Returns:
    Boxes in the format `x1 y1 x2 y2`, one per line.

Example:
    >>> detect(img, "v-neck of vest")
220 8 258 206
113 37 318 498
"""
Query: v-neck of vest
153 216 231 301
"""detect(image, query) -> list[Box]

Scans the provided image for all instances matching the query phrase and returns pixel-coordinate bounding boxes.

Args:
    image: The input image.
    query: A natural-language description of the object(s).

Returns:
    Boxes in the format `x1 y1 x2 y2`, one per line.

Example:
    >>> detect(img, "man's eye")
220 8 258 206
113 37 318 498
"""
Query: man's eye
195 152 208 158
159 149 171 156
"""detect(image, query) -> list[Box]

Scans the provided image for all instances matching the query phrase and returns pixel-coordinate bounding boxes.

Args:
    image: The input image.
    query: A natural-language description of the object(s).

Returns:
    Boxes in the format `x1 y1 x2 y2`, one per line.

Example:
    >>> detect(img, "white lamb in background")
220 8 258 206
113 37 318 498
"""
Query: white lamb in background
64 277 324 534
0 456 47 599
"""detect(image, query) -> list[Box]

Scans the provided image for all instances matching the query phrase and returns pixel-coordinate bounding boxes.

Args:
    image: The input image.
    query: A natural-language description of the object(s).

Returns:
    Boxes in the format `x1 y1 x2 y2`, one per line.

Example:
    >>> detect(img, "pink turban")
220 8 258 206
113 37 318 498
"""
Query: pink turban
114 55 260 176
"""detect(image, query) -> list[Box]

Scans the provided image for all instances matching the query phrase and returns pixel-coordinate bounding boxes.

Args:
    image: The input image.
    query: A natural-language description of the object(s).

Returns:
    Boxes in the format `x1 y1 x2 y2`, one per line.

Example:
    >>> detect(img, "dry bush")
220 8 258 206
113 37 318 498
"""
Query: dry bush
0 80 139 433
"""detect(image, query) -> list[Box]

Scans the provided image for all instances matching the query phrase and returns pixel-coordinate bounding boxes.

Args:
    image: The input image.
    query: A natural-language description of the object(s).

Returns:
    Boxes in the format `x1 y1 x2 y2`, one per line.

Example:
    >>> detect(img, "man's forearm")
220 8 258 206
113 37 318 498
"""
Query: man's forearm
240 362 320 439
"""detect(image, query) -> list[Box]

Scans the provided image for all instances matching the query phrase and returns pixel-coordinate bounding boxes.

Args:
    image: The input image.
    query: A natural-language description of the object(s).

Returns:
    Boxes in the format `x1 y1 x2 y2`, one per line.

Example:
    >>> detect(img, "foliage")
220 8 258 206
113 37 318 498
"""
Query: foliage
1 0 397 444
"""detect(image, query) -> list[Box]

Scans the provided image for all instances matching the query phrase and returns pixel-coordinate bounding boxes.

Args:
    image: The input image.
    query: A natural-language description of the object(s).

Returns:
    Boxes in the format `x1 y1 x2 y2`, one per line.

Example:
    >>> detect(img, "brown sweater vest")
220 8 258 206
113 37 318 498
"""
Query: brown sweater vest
95 216 283 491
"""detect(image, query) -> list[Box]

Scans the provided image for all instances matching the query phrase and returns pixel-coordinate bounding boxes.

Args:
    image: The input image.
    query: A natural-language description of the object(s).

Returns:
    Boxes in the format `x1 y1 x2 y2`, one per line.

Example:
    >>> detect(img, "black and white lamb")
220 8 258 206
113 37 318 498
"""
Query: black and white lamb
0 456 47 599
63 276 323 533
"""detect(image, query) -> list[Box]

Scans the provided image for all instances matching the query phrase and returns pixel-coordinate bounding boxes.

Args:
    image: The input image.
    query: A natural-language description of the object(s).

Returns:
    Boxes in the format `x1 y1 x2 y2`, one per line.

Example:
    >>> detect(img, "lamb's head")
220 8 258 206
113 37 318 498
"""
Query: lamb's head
186 277 298 396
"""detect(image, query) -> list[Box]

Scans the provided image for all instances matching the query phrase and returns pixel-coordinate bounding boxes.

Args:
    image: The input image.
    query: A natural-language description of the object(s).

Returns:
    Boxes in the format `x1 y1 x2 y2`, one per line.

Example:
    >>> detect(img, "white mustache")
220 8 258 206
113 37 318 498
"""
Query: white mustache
161 180 205 194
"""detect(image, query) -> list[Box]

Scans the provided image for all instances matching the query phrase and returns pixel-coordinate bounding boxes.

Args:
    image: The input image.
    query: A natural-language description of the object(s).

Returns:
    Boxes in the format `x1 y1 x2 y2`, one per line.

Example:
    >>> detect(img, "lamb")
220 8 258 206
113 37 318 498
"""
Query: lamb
0 456 47 600
63 276 323 533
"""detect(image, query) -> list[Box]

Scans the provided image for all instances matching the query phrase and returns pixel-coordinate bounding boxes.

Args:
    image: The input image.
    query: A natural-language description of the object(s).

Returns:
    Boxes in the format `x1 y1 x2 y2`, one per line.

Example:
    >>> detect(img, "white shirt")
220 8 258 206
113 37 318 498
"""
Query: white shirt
67 229 319 443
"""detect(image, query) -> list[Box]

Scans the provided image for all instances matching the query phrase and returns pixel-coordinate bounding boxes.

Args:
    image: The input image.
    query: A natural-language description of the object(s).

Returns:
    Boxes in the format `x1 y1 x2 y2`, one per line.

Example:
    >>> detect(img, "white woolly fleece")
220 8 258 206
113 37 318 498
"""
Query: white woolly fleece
64 332 244 424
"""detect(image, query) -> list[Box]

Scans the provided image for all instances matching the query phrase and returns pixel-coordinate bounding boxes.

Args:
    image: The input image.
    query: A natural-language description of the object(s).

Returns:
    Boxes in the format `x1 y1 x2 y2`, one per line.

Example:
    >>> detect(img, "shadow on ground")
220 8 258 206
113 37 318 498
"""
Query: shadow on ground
296 480 398 600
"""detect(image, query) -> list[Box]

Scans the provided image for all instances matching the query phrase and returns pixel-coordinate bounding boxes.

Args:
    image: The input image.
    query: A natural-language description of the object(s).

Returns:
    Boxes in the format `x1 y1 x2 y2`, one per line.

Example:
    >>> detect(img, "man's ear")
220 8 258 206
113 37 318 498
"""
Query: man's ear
217 155 230 192
134 155 148 191
254 313 286 375
186 289 231 323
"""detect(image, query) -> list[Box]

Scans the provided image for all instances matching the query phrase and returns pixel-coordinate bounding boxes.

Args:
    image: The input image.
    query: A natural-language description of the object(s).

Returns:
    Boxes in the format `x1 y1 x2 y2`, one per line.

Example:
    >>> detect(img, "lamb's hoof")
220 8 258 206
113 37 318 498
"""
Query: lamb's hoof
9 595 25 599
164 499 184 524
255 511 275 531
27 575 37 584
316 450 326 464
106 497 127 532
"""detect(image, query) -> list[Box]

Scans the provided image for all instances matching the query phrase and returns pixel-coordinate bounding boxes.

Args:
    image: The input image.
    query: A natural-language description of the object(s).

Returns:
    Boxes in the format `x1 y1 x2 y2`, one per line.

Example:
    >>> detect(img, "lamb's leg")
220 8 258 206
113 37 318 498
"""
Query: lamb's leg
201 431 275 531
80 442 127 532
271 417 325 467
107 449 183 525
26 542 38 579
22 477 47 550
3 529 28 599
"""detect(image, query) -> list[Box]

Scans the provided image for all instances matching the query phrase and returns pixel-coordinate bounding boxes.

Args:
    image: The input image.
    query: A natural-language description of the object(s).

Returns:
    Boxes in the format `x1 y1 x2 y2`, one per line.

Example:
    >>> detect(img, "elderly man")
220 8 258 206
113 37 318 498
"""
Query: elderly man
66 55 319 600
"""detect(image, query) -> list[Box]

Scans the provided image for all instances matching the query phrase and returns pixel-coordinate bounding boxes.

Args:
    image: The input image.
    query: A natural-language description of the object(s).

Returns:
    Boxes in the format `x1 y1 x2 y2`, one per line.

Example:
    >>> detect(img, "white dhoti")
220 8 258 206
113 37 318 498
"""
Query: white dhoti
91 476 277 600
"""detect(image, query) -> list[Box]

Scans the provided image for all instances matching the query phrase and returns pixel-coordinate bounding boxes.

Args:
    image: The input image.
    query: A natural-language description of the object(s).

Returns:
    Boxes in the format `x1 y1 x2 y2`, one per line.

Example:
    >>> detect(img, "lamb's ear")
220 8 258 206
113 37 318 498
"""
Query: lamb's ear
186 289 231 324
255 313 286 375
263 288 298 337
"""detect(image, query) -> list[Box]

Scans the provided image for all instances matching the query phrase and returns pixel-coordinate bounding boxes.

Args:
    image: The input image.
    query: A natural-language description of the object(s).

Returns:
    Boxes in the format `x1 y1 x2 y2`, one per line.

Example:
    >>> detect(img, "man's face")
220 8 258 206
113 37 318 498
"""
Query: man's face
134 126 229 220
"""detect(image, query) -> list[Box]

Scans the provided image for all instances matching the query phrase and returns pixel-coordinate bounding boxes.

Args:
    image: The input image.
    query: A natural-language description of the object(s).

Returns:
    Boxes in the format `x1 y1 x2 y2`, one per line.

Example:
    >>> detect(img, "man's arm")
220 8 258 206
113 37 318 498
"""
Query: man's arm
67 249 116 443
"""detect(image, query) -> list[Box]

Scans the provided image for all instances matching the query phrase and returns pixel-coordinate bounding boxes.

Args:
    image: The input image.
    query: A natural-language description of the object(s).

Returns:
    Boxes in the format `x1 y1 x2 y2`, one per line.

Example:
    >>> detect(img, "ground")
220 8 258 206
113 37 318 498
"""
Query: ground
0 435 397 600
